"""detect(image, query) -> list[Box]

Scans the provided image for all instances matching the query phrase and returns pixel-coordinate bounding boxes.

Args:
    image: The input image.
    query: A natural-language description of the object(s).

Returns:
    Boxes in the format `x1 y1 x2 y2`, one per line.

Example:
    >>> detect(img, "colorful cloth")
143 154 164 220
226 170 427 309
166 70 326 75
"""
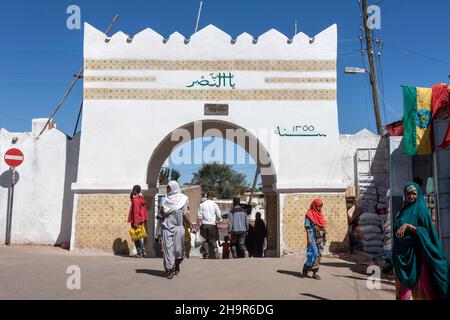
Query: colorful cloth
432 83 450 149
306 199 327 228
395 254 438 300
403 84 450 154
393 182 449 300
304 217 327 272
403 86 433 155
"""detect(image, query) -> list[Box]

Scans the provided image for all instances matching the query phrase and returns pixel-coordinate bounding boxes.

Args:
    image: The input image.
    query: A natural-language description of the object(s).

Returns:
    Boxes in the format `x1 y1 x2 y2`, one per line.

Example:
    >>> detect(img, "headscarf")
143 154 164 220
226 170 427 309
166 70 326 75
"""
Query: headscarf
393 182 448 299
306 199 327 228
162 180 188 213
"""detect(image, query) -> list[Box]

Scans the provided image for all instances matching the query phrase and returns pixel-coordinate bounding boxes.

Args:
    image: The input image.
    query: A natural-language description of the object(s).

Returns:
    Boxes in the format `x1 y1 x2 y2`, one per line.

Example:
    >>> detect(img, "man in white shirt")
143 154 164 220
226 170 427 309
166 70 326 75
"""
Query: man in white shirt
197 191 223 259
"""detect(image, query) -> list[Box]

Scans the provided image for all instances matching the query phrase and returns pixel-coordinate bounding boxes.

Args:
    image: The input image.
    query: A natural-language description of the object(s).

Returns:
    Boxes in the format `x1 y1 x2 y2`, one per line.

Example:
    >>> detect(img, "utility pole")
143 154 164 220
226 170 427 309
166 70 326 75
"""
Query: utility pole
361 0 383 136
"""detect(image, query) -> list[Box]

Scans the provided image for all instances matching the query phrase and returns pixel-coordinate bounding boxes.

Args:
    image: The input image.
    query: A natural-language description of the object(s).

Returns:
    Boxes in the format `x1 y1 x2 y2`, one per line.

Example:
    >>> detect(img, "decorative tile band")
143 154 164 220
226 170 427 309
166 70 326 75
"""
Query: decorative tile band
84 76 156 82
84 88 336 101
84 59 336 72
265 77 336 84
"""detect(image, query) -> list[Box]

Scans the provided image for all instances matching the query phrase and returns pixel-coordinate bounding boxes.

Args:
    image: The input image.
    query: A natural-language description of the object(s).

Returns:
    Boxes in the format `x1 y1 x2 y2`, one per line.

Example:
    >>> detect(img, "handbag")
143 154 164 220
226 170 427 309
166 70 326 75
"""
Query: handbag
194 230 205 247
129 225 147 242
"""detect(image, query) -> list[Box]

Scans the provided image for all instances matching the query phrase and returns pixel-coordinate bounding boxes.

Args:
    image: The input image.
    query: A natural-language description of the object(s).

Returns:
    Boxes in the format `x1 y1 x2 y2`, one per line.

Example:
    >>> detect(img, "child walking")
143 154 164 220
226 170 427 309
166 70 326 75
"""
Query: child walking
220 236 231 259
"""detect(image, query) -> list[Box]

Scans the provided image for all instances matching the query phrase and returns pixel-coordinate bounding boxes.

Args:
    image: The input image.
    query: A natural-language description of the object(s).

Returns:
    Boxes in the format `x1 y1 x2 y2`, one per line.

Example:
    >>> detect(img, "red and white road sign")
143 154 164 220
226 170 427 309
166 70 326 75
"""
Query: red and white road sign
4 148 24 167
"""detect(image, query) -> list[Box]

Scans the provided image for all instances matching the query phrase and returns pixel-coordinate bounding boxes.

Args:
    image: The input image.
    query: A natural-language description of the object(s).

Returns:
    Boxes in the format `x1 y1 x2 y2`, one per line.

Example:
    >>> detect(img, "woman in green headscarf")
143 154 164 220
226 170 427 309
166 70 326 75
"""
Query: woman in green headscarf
393 182 449 300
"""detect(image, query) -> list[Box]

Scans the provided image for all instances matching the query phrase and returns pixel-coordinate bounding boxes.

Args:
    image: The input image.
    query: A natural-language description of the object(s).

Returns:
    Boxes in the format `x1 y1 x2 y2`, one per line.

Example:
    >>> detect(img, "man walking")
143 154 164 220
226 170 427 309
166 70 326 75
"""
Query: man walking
197 191 223 259
228 197 249 258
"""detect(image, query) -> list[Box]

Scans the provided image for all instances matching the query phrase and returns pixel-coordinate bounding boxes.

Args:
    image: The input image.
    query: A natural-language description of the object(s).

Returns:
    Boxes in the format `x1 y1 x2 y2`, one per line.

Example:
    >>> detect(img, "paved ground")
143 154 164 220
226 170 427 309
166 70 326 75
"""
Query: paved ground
0 245 395 300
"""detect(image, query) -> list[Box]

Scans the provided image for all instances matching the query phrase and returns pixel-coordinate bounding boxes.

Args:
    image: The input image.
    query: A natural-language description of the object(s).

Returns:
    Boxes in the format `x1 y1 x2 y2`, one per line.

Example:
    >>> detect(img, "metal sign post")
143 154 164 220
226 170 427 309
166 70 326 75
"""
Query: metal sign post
4 148 24 245
5 167 16 245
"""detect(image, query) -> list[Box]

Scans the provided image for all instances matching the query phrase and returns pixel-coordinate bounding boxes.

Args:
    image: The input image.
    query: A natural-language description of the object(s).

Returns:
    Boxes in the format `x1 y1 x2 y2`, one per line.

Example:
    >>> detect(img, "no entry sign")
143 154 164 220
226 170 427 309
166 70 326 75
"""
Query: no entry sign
4 148 24 167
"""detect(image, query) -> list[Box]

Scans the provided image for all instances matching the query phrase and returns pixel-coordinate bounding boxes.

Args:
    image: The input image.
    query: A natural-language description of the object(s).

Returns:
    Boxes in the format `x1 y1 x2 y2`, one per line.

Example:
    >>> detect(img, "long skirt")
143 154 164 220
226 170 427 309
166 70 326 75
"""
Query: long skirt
304 230 326 273
395 255 438 300
161 225 185 272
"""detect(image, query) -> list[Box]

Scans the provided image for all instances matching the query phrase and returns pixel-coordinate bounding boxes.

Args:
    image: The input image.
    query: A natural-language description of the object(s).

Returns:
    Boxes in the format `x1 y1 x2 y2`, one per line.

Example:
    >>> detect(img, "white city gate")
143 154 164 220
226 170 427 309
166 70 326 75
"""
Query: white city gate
70 23 347 257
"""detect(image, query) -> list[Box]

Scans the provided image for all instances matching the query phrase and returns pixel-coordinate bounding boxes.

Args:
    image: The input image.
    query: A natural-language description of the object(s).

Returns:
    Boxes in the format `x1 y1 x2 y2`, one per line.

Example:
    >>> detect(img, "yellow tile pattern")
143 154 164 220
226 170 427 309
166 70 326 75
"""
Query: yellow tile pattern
265 77 336 83
84 59 336 72
84 88 336 101
84 76 156 82
75 194 135 253
282 194 349 252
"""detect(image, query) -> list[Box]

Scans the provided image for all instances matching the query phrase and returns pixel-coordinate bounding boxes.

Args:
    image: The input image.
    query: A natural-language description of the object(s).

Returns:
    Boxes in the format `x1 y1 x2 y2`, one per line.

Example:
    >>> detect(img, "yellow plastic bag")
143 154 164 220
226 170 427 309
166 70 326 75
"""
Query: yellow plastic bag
129 225 147 242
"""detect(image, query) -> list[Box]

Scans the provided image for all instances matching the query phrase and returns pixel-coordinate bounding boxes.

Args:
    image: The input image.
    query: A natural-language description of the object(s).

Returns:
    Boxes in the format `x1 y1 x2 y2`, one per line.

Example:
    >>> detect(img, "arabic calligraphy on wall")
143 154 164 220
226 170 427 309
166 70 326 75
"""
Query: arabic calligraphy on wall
186 72 236 89
274 125 327 137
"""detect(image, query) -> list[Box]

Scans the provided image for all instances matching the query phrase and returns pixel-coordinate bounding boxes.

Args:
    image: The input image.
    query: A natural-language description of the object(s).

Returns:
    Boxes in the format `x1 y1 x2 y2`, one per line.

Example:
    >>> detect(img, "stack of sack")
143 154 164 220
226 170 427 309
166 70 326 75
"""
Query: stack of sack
353 212 384 254
351 176 390 255
357 177 378 213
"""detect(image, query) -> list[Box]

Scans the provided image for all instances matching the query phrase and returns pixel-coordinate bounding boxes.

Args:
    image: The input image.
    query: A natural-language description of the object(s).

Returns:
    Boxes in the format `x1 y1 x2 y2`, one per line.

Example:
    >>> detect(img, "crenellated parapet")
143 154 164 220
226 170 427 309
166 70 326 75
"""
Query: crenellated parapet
84 23 337 60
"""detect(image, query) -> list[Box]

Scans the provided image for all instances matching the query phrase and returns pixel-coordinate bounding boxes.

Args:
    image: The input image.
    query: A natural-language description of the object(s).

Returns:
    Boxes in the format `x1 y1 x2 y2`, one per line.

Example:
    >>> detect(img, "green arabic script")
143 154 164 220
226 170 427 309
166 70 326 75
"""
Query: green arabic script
274 126 327 137
186 72 236 89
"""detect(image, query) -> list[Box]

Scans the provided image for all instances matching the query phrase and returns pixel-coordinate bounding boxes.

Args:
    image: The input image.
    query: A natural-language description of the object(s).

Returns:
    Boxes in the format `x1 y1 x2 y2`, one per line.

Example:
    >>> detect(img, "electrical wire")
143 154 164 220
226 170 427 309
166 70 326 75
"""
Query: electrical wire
0 112 29 122
377 87 402 119
383 42 450 66
0 50 81 55
382 0 405 14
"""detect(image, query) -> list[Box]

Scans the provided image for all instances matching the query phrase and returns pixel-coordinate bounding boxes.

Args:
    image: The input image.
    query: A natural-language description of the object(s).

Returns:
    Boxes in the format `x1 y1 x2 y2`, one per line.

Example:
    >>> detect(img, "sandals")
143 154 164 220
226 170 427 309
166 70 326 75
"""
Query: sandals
166 272 175 279
312 273 321 280
302 265 309 278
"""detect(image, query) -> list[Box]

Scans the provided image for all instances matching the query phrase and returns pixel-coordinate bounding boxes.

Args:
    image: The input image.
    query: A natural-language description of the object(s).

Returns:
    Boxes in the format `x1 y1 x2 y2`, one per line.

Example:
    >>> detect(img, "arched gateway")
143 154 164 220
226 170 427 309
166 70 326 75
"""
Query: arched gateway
70 23 349 257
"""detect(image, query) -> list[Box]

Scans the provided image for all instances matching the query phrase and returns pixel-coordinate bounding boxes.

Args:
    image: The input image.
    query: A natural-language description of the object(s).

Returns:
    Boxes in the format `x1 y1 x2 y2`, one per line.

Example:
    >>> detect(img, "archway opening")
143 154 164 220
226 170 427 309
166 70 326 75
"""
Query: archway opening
145 120 279 258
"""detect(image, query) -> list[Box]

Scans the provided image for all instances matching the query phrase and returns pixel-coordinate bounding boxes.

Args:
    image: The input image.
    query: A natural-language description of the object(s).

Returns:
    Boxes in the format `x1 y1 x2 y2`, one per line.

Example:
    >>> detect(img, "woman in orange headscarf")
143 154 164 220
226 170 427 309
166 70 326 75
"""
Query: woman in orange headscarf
302 199 327 280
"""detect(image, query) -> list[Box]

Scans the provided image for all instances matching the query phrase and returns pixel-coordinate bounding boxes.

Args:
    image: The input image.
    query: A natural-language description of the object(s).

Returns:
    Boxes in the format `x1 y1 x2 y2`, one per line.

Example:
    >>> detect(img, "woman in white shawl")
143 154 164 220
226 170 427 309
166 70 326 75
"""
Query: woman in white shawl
158 181 193 279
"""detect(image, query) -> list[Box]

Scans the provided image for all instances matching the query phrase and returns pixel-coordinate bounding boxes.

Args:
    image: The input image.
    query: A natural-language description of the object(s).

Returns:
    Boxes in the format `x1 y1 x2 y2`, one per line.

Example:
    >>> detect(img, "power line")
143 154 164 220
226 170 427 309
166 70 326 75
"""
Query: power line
383 42 450 66
0 112 28 123
339 53 363 60
0 50 81 55
383 0 405 14
374 0 386 5
377 88 402 119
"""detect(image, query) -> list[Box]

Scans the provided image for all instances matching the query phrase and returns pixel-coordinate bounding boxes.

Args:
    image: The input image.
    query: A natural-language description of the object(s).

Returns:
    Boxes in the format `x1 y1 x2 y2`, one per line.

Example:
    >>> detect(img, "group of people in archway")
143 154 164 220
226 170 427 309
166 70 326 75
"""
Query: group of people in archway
128 180 449 299
197 191 267 260
128 181 268 279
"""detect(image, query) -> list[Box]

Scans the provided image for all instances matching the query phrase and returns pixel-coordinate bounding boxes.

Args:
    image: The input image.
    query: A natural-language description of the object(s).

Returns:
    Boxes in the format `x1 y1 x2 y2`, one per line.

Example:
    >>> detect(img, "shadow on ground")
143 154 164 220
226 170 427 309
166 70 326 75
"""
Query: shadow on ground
135 269 166 278
330 274 393 285
321 260 394 283
299 293 330 300
321 261 368 275
276 269 304 278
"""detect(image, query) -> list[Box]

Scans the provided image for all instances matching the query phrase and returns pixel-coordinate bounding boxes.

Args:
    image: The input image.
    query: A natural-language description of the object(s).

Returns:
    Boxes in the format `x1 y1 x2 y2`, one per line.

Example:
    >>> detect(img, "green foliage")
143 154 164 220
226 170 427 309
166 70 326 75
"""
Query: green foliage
170 168 181 182
158 168 170 185
191 162 247 199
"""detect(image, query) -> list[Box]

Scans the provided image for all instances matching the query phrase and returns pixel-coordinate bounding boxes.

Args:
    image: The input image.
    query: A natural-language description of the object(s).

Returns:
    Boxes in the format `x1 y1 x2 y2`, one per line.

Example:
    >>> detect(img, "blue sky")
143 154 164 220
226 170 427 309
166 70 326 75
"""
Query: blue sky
1 0 449 184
